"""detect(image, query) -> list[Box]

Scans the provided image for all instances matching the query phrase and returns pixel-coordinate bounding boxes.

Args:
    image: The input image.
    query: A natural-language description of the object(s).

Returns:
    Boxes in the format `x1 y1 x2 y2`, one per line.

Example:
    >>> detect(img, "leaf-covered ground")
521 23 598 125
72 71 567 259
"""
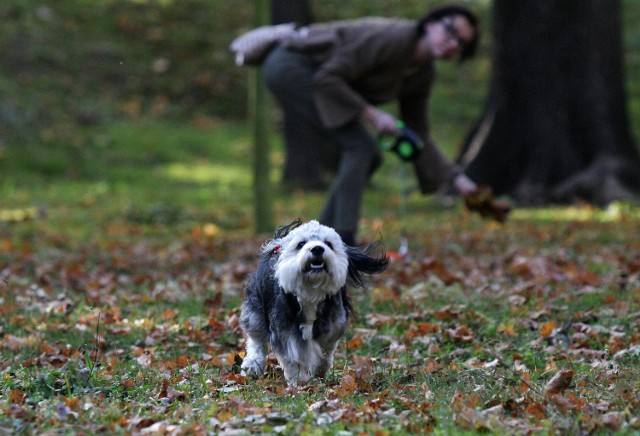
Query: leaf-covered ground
2 205 639 434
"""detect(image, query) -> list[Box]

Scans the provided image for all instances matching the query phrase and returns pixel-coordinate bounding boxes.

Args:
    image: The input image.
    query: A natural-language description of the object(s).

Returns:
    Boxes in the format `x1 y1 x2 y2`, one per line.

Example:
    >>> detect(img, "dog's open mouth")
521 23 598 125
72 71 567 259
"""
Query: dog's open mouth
304 259 328 274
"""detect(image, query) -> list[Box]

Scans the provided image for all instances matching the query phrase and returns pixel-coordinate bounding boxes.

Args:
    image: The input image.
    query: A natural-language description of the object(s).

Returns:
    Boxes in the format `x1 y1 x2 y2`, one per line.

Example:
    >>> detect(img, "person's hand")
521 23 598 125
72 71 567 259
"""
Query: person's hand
362 106 400 136
463 184 511 223
453 173 478 196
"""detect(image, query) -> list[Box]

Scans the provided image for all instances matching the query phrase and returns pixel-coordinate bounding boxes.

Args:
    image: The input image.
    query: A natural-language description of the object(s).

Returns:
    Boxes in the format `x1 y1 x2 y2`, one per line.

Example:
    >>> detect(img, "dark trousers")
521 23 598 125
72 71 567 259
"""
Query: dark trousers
263 45 382 241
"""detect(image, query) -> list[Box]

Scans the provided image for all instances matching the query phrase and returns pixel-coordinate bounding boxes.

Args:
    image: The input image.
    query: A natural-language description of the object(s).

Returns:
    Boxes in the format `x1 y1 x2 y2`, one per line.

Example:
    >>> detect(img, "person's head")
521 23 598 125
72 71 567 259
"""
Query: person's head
416 4 479 62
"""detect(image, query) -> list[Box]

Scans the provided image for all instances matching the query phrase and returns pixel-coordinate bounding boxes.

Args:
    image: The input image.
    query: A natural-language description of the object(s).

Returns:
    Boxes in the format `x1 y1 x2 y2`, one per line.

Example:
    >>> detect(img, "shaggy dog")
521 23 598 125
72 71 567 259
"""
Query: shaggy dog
240 219 388 386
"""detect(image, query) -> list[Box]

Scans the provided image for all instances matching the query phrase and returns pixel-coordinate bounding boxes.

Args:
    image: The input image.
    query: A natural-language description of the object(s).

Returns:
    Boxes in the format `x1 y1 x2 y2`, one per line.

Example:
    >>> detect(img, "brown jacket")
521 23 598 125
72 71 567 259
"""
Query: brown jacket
285 17 461 192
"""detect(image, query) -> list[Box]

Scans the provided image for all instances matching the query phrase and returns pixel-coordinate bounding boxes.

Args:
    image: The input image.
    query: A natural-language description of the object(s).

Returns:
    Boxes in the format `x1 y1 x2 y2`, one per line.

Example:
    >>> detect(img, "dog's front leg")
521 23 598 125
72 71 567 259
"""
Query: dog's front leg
280 359 312 387
299 304 317 341
241 337 267 376
300 323 314 341
314 343 337 378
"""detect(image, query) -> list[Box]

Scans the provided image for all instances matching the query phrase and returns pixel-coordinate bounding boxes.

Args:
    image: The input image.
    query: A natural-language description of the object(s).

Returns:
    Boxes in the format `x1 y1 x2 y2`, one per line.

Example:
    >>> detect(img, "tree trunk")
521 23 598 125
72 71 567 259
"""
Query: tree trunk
253 0 273 233
459 0 640 206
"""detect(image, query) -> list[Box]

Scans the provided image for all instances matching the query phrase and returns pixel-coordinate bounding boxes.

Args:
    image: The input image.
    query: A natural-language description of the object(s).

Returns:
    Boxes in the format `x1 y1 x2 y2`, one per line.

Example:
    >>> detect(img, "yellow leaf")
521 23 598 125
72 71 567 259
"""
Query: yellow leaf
540 320 556 337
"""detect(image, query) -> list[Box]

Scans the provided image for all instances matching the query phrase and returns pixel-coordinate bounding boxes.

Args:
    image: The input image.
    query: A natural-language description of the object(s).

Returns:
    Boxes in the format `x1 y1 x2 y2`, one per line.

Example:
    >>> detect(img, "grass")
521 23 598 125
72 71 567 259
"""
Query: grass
2 119 640 433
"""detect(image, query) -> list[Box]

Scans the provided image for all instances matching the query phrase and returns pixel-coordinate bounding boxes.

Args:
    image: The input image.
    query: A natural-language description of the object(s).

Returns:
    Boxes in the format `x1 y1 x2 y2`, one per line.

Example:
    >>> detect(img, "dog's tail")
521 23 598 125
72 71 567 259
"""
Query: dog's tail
346 241 389 288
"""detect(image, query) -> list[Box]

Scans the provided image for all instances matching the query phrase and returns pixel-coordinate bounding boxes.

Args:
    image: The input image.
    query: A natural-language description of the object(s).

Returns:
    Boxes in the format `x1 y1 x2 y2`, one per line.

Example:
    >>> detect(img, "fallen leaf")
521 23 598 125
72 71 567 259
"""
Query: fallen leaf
525 401 547 419
5 405 34 422
9 389 27 404
161 309 178 319
176 354 189 367
339 373 358 394
540 320 556 337
445 325 475 343
603 411 624 431
346 336 363 350
546 369 574 394
64 397 82 410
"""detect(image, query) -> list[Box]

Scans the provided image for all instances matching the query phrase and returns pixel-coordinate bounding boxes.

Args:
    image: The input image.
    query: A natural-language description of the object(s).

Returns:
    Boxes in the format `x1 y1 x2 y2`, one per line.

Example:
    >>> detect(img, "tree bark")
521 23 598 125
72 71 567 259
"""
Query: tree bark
459 0 640 206
253 0 273 233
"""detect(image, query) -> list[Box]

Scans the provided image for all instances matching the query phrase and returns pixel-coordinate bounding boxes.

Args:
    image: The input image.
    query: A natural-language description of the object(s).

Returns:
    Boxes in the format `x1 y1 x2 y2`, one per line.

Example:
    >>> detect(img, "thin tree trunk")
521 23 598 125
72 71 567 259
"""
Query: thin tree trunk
252 0 273 233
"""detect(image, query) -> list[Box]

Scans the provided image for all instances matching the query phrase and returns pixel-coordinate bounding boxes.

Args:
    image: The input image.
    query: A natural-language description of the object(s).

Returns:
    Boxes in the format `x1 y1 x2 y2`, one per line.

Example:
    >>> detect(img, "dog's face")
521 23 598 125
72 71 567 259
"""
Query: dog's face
273 221 349 296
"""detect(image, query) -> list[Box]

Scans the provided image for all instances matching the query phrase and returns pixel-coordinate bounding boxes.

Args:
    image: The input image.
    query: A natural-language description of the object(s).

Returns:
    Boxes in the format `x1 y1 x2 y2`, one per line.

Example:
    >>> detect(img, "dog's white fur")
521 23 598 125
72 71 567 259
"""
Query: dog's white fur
239 220 386 386
273 221 348 340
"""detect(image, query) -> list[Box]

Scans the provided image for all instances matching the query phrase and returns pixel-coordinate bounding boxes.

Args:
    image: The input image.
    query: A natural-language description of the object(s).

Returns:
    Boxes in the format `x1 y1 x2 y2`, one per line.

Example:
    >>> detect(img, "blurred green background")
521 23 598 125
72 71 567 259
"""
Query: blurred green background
0 0 638 238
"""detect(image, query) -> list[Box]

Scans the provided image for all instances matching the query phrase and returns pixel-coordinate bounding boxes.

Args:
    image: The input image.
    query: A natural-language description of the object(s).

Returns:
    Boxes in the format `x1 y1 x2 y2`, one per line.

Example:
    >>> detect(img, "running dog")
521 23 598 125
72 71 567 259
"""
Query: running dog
240 219 387 386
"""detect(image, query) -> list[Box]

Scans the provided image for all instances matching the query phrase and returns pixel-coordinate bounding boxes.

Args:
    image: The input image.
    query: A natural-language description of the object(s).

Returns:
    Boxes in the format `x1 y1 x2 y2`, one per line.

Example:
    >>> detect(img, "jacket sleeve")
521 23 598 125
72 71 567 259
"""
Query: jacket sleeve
311 32 386 129
312 47 371 129
399 69 462 193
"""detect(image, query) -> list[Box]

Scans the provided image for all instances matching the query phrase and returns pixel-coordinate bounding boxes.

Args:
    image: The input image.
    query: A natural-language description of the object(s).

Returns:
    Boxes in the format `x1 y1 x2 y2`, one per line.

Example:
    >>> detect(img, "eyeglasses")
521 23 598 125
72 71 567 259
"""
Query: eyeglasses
442 18 471 49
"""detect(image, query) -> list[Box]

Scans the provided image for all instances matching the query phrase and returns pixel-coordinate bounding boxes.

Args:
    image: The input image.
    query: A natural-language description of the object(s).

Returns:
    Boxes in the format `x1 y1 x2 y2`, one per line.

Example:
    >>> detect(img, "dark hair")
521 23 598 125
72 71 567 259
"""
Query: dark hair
416 4 480 62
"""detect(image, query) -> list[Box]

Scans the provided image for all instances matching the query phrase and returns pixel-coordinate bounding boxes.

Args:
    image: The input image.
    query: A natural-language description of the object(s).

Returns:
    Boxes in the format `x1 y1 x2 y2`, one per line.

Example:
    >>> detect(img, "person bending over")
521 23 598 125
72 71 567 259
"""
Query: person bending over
263 5 482 245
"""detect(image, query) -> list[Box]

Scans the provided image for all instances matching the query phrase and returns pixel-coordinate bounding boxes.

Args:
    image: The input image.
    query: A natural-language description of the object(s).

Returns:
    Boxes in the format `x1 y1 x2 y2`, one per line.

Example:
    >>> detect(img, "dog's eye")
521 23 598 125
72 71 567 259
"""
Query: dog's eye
325 241 333 250
296 241 306 250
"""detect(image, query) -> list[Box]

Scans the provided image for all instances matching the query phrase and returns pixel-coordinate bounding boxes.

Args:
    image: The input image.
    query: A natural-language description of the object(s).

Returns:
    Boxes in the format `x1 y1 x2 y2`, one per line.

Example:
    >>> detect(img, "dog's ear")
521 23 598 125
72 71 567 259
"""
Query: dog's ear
261 219 304 259
346 241 388 288
273 218 303 239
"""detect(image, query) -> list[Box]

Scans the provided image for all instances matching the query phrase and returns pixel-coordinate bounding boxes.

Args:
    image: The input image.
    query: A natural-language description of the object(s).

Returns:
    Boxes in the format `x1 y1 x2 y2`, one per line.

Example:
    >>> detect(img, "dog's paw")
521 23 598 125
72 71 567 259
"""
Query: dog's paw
300 323 313 341
240 358 264 377
283 366 311 387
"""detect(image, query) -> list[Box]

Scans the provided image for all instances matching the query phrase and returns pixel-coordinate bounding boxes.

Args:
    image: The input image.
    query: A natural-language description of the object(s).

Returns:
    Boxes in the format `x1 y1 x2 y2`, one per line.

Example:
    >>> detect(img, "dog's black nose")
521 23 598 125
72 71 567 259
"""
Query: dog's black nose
310 245 324 257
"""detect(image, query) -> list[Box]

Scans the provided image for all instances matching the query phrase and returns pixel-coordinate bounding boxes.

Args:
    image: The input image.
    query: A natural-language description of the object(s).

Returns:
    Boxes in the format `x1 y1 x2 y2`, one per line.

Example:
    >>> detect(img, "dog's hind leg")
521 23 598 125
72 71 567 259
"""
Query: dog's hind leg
241 336 267 376
240 289 270 376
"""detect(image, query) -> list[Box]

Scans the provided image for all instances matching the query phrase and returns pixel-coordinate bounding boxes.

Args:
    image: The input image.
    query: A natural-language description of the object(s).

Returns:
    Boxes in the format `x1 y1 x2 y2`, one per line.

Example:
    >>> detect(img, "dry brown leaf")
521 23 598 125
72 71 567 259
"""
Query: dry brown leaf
64 397 82 410
406 322 441 339
603 411 624 431
339 373 358 394
158 379 170 398
161 309 178 319
518 372 532 393
8 389 26 404
420 257 459 285
346 336 364 350
5 405 34 422
136 352 153 368
525 401 547 419
445 325 475 343
546 369 574 394
176 354 189 367
548 392 578 412
351 355 374 379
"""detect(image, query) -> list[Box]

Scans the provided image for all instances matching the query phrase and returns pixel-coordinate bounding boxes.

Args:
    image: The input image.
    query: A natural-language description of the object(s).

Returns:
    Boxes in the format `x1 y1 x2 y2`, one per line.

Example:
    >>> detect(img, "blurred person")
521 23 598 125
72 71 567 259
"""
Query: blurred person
262 5 482 245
